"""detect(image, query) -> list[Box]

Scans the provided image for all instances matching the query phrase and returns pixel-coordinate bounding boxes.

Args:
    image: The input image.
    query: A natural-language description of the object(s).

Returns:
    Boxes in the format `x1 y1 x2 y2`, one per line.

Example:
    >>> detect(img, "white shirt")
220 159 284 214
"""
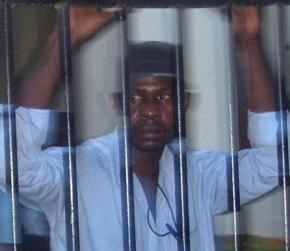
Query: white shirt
0 106 280 251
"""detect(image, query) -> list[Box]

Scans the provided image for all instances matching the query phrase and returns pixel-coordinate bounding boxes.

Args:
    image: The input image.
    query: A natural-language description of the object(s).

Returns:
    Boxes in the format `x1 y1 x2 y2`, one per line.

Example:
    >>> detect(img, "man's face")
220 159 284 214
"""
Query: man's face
129 76 175 152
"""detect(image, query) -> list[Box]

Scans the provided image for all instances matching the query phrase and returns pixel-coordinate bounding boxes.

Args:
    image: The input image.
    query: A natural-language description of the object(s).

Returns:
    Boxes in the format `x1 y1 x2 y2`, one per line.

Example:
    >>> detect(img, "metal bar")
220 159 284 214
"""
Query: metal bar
11 0 290 8
57 3 80 251
118 9 136 251
273 5 290 251
2 1 21 250
225 7 241 251
173 9 190 251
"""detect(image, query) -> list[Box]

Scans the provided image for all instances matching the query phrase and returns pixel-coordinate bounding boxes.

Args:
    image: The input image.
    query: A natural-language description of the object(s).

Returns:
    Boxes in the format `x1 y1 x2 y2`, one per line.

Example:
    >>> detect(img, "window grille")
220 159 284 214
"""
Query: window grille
0 1 289 251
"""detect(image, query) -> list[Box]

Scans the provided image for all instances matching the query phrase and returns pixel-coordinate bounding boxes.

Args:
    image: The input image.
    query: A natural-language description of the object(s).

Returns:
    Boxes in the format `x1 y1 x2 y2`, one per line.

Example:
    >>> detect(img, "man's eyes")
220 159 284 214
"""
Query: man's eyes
130 94 143 101
157 94 173 101
130 94 173 102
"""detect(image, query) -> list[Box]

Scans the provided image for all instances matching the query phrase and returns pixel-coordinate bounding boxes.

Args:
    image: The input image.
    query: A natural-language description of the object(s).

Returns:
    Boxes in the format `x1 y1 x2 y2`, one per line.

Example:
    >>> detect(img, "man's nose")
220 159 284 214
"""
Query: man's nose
141 101 160 119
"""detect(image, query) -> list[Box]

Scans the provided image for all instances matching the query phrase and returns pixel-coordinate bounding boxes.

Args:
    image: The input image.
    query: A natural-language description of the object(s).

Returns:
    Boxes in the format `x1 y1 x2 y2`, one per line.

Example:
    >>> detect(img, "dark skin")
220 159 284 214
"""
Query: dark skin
129 76 176 217
110 76 178 217
130 76 175 153
17 6 276 220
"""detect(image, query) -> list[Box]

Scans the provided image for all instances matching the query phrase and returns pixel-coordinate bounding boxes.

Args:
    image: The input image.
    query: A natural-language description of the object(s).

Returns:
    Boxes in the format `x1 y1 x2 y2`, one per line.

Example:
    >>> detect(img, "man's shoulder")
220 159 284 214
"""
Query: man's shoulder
75 131 120 181
186 149 227 169
77 131 118 156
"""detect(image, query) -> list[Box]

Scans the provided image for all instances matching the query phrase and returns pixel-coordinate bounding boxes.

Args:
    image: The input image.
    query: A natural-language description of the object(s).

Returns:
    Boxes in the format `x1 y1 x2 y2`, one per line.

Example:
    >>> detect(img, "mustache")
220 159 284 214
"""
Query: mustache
133 120 169 133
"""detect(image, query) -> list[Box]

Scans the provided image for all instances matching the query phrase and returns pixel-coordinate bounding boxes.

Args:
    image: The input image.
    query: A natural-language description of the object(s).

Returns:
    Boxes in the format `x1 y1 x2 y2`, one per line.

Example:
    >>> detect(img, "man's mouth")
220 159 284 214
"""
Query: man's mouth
131 122 172 150
137 125 165 134
139 128 162 133
134 125 168 141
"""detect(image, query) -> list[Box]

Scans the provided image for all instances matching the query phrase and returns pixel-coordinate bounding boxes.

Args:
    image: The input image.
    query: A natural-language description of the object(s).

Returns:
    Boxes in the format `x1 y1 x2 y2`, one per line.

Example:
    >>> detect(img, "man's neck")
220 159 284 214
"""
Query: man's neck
133 148 163 220
133 148 162 178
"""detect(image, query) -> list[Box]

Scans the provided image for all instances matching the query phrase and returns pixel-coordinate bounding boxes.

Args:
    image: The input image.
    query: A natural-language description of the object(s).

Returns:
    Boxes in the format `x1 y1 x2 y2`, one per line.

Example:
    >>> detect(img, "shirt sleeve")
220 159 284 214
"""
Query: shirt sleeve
16 107 50 166
248 111 279 147
212 111 280 215
239 111 280 203
15 107 64 212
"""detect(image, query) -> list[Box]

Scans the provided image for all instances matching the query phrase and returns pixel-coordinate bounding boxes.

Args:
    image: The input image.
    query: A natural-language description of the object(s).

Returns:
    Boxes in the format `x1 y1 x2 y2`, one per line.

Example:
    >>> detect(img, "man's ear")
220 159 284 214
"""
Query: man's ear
108 93 122 115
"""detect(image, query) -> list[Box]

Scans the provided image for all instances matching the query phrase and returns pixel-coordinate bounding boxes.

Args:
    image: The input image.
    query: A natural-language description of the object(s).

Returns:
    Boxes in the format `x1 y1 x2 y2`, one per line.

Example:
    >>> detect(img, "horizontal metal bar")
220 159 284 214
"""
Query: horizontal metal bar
11 0 290 8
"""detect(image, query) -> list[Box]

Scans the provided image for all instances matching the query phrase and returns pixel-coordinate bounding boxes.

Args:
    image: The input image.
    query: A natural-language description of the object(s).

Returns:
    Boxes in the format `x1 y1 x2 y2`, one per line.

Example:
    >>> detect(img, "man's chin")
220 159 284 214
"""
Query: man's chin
133 141 165 153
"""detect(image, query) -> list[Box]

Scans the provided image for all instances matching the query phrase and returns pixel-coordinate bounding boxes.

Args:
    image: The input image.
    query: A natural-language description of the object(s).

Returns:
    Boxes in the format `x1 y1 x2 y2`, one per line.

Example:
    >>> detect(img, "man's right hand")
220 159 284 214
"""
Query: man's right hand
231 6 261 50
17 6 117 108
69 7 117 48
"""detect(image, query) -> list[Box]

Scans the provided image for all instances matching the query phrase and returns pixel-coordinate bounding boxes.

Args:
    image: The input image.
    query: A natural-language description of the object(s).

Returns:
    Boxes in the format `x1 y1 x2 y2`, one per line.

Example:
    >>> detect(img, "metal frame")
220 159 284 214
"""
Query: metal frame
1 1 289 251
10 0 290 7
118 9 136 251
58 3 80 251
2 1 21 250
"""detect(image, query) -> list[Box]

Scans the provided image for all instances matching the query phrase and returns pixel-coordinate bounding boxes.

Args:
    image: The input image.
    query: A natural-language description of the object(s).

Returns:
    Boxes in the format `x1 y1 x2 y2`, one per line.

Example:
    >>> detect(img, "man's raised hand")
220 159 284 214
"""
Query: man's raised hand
17 6 117 108
69 6 117 48
232 6 261 49
231 6 276 112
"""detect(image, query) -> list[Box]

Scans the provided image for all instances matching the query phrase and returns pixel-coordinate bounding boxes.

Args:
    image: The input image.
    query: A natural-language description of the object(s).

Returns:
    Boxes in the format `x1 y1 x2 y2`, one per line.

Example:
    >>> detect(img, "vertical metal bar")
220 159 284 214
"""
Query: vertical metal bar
273 5 290 251
118 9 136 251
2 1 21 249
173 9 190 251
57 3 80 251
225 7 241 251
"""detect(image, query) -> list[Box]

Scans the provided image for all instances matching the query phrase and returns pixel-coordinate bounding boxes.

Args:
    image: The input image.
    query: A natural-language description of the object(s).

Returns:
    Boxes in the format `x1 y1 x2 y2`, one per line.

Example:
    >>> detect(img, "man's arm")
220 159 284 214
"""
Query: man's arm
211 7 280 214
16 7 116 108
10 7 116 209
232 7 276 113
232 8 279 208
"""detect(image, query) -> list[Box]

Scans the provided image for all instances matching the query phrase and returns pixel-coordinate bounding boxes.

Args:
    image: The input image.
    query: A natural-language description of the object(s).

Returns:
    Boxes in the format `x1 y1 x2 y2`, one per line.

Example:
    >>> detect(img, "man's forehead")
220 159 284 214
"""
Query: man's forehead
129 75 175 90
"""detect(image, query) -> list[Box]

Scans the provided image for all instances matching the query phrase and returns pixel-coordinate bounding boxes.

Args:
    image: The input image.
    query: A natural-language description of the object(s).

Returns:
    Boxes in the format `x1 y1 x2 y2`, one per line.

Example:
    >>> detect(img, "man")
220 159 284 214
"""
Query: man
0 6 279 251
